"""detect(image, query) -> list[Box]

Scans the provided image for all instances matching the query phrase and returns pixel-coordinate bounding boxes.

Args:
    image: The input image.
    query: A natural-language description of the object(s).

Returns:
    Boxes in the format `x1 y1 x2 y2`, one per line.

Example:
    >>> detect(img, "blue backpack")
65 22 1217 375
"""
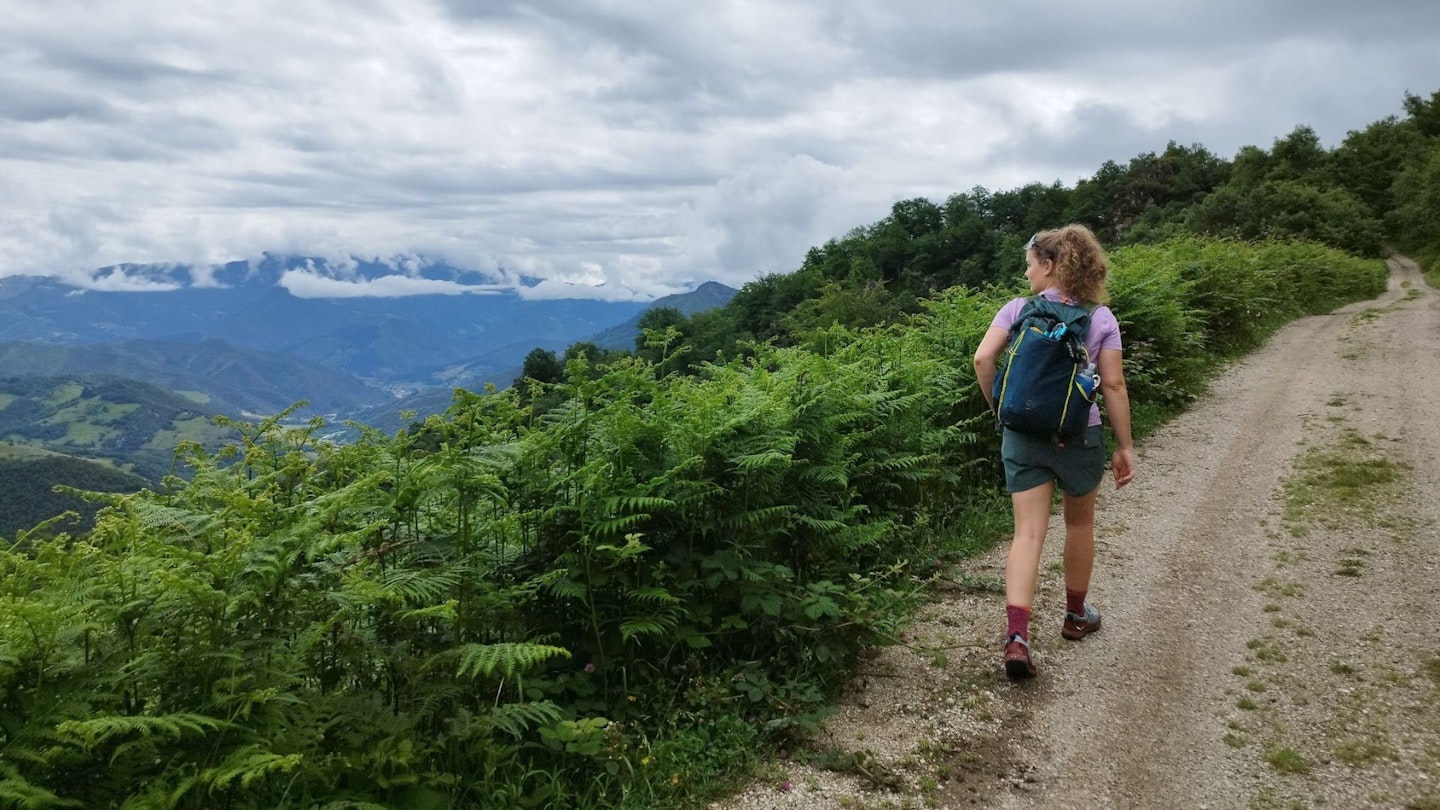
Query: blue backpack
991 297 1098 439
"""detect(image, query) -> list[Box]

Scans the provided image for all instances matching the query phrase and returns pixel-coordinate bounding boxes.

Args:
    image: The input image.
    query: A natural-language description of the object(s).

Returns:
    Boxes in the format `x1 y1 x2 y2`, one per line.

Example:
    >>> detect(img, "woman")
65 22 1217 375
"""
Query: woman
972 224 1136 680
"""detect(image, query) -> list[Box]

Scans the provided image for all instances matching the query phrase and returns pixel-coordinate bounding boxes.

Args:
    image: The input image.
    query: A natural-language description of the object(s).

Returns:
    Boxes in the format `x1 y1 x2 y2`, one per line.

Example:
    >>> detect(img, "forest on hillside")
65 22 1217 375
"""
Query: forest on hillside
1 90 1438 810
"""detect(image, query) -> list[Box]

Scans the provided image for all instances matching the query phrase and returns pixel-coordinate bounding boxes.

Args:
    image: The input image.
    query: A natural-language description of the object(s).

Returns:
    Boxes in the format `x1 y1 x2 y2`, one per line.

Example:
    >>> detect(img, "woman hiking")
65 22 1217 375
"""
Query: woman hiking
972 224 1136 680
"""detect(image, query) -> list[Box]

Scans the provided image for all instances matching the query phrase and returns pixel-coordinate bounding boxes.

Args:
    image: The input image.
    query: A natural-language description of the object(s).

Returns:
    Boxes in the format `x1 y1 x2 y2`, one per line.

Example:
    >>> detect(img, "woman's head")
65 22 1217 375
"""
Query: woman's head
1024 224 1109 303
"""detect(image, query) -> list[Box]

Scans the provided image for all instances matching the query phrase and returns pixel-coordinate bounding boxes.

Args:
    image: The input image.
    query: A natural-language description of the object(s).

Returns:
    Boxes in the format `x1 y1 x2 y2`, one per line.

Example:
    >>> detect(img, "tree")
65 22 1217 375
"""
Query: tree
1388 142 1440 256
1267 125 1328 181
1403 89 1440 138
1330 116 1427 219
1186 179 1383 256
519 348 564 385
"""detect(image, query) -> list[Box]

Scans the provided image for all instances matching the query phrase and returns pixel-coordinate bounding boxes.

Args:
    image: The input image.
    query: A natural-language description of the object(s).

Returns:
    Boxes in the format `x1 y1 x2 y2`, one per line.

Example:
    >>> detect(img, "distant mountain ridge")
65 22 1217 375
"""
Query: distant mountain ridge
0 262 734 399
0 264 738 454
0 270 649 387
590 281 739 350
0 339 389 417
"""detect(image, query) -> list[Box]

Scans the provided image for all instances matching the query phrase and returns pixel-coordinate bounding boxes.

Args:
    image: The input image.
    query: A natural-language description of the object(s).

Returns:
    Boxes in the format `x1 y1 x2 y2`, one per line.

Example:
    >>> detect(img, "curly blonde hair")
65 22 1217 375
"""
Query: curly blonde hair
1029 224 1109 304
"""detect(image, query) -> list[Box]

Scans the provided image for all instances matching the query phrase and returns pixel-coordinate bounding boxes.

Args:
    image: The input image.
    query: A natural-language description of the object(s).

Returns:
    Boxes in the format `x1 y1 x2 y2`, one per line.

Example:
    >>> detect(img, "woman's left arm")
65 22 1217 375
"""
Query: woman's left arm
1097 347 1136 488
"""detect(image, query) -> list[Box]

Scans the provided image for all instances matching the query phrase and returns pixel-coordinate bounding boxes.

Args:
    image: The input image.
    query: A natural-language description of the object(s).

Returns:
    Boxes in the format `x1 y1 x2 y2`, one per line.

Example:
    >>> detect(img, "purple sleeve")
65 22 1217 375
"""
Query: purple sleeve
1088 305 1122 357
989 298 1028 332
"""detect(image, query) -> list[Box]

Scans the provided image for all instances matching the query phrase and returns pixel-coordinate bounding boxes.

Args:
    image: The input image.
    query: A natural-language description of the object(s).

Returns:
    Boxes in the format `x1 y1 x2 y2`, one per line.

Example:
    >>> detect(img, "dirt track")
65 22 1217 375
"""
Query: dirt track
713 256 1440 809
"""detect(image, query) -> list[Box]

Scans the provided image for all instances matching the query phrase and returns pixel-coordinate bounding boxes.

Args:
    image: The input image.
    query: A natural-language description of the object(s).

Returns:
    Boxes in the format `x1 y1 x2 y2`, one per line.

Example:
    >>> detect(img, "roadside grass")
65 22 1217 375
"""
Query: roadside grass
1335 738 1397 765
1281 428 1410 537
1264 745 1310 774
1231 415 1418 795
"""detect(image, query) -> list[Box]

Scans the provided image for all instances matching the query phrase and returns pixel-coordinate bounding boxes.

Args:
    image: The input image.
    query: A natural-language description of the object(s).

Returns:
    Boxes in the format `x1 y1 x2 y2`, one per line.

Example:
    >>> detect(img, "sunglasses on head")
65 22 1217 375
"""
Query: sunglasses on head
1025 234 1039 250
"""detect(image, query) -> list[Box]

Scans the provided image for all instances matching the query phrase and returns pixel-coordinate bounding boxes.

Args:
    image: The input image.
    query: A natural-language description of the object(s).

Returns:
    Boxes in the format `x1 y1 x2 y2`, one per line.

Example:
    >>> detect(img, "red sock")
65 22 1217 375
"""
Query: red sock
1006 604 1031 641
1066 589 1087 616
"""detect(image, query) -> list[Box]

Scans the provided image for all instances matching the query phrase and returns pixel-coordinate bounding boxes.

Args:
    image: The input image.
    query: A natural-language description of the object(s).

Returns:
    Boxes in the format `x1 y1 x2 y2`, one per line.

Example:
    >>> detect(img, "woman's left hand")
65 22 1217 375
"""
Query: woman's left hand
1111 447 1136 489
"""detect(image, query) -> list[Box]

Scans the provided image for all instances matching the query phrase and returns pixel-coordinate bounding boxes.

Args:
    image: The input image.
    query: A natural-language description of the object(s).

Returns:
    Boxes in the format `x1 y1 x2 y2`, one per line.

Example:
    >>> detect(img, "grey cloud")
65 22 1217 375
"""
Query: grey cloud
2 0 1439 298
0 81 117 123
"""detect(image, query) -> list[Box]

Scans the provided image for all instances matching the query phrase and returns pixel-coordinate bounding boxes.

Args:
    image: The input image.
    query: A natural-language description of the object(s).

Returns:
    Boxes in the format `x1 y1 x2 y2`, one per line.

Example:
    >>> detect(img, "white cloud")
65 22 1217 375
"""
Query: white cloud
278 269 507 299
77 268 183 293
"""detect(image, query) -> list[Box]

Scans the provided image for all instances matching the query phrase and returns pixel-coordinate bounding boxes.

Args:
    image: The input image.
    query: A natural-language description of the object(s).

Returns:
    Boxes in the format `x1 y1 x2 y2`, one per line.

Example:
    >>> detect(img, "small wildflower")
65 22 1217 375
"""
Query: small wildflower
627 695 636 702
583 662 595 673
671 773 681 786
781 779 792 792
641 756 653 767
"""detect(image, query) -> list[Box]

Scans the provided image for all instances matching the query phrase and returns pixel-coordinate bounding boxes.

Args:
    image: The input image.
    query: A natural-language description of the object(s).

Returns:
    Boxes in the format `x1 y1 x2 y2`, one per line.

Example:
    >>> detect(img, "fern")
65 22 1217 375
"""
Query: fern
378 567 462 604
54 713 225 752
489 699 566 739
601 496 675 513
626 586 680 605
455 642 571 680
0 765 83 809
199 745 305 790
587 513 650 540
619 615 678 643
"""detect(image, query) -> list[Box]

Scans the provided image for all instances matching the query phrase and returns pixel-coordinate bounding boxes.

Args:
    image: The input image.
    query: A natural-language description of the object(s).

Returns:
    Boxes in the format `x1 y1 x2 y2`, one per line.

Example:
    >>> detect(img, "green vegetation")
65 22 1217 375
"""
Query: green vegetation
0 451 149 538
0 235 1383 809
1282 428 1409 536
0 375 236 480
4 87 1438 808
1335 738 1397 765
1264 745 1311 775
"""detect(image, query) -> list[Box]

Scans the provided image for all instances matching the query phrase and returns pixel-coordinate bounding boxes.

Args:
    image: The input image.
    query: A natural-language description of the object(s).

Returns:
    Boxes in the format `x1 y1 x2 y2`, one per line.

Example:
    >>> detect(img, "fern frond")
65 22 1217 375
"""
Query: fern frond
619 615 677 643
455 642 571 680
588 513 649 540
794 516 848 532
199 745 304 790
733 450 793 471
379 568 461 604
489 700 566 739
718 505 796 529
54 713 225 752
626 586 680 605
795 465 848 486
0 763 84 808
601 496 676 513
397 600 458 624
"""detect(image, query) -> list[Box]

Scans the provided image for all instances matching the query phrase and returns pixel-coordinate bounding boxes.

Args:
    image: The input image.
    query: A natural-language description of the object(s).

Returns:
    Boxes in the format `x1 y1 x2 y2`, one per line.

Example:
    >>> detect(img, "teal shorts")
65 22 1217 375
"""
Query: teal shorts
1001 425 1106 496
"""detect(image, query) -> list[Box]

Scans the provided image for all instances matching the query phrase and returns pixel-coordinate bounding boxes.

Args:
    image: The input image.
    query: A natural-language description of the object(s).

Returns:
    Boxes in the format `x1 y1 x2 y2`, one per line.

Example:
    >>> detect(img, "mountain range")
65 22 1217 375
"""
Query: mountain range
0 258 737 423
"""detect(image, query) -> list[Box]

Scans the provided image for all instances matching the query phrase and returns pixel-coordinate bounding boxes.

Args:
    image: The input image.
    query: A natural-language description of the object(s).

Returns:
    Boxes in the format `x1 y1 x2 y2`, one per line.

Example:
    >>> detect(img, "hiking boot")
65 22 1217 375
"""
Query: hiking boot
1003 634 1036 680
1061 604 1102 640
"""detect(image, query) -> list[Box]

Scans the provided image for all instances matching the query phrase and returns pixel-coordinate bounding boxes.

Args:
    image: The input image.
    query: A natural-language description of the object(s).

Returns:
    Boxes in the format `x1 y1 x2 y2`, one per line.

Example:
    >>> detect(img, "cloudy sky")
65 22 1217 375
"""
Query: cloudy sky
3 1 1438 300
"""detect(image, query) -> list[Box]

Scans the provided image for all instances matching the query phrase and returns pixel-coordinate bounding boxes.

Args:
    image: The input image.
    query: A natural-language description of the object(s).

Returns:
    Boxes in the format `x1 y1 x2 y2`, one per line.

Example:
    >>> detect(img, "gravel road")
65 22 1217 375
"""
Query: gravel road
710 255 1440 810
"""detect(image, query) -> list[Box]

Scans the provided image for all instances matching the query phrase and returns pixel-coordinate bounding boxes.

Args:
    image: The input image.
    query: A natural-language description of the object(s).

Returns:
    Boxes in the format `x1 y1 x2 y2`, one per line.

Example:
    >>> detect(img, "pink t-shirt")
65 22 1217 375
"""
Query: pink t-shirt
989 288 1122 427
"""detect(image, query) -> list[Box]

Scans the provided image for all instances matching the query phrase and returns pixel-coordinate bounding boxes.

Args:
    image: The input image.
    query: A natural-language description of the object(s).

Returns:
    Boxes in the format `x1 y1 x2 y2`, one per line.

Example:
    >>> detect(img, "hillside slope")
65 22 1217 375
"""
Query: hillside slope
0 444 148 539
0 339 389 416
0 375 236 480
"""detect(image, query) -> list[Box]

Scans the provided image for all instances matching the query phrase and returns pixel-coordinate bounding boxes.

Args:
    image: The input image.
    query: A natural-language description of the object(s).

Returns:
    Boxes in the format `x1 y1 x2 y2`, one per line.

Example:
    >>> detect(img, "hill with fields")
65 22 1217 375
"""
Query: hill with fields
0 375 238 481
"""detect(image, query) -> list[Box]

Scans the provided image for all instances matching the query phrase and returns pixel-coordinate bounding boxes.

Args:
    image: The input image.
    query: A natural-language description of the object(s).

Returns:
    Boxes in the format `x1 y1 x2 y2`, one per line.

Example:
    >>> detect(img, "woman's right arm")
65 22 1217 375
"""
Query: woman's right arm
973 327 1011 412
1097 347 1136 489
